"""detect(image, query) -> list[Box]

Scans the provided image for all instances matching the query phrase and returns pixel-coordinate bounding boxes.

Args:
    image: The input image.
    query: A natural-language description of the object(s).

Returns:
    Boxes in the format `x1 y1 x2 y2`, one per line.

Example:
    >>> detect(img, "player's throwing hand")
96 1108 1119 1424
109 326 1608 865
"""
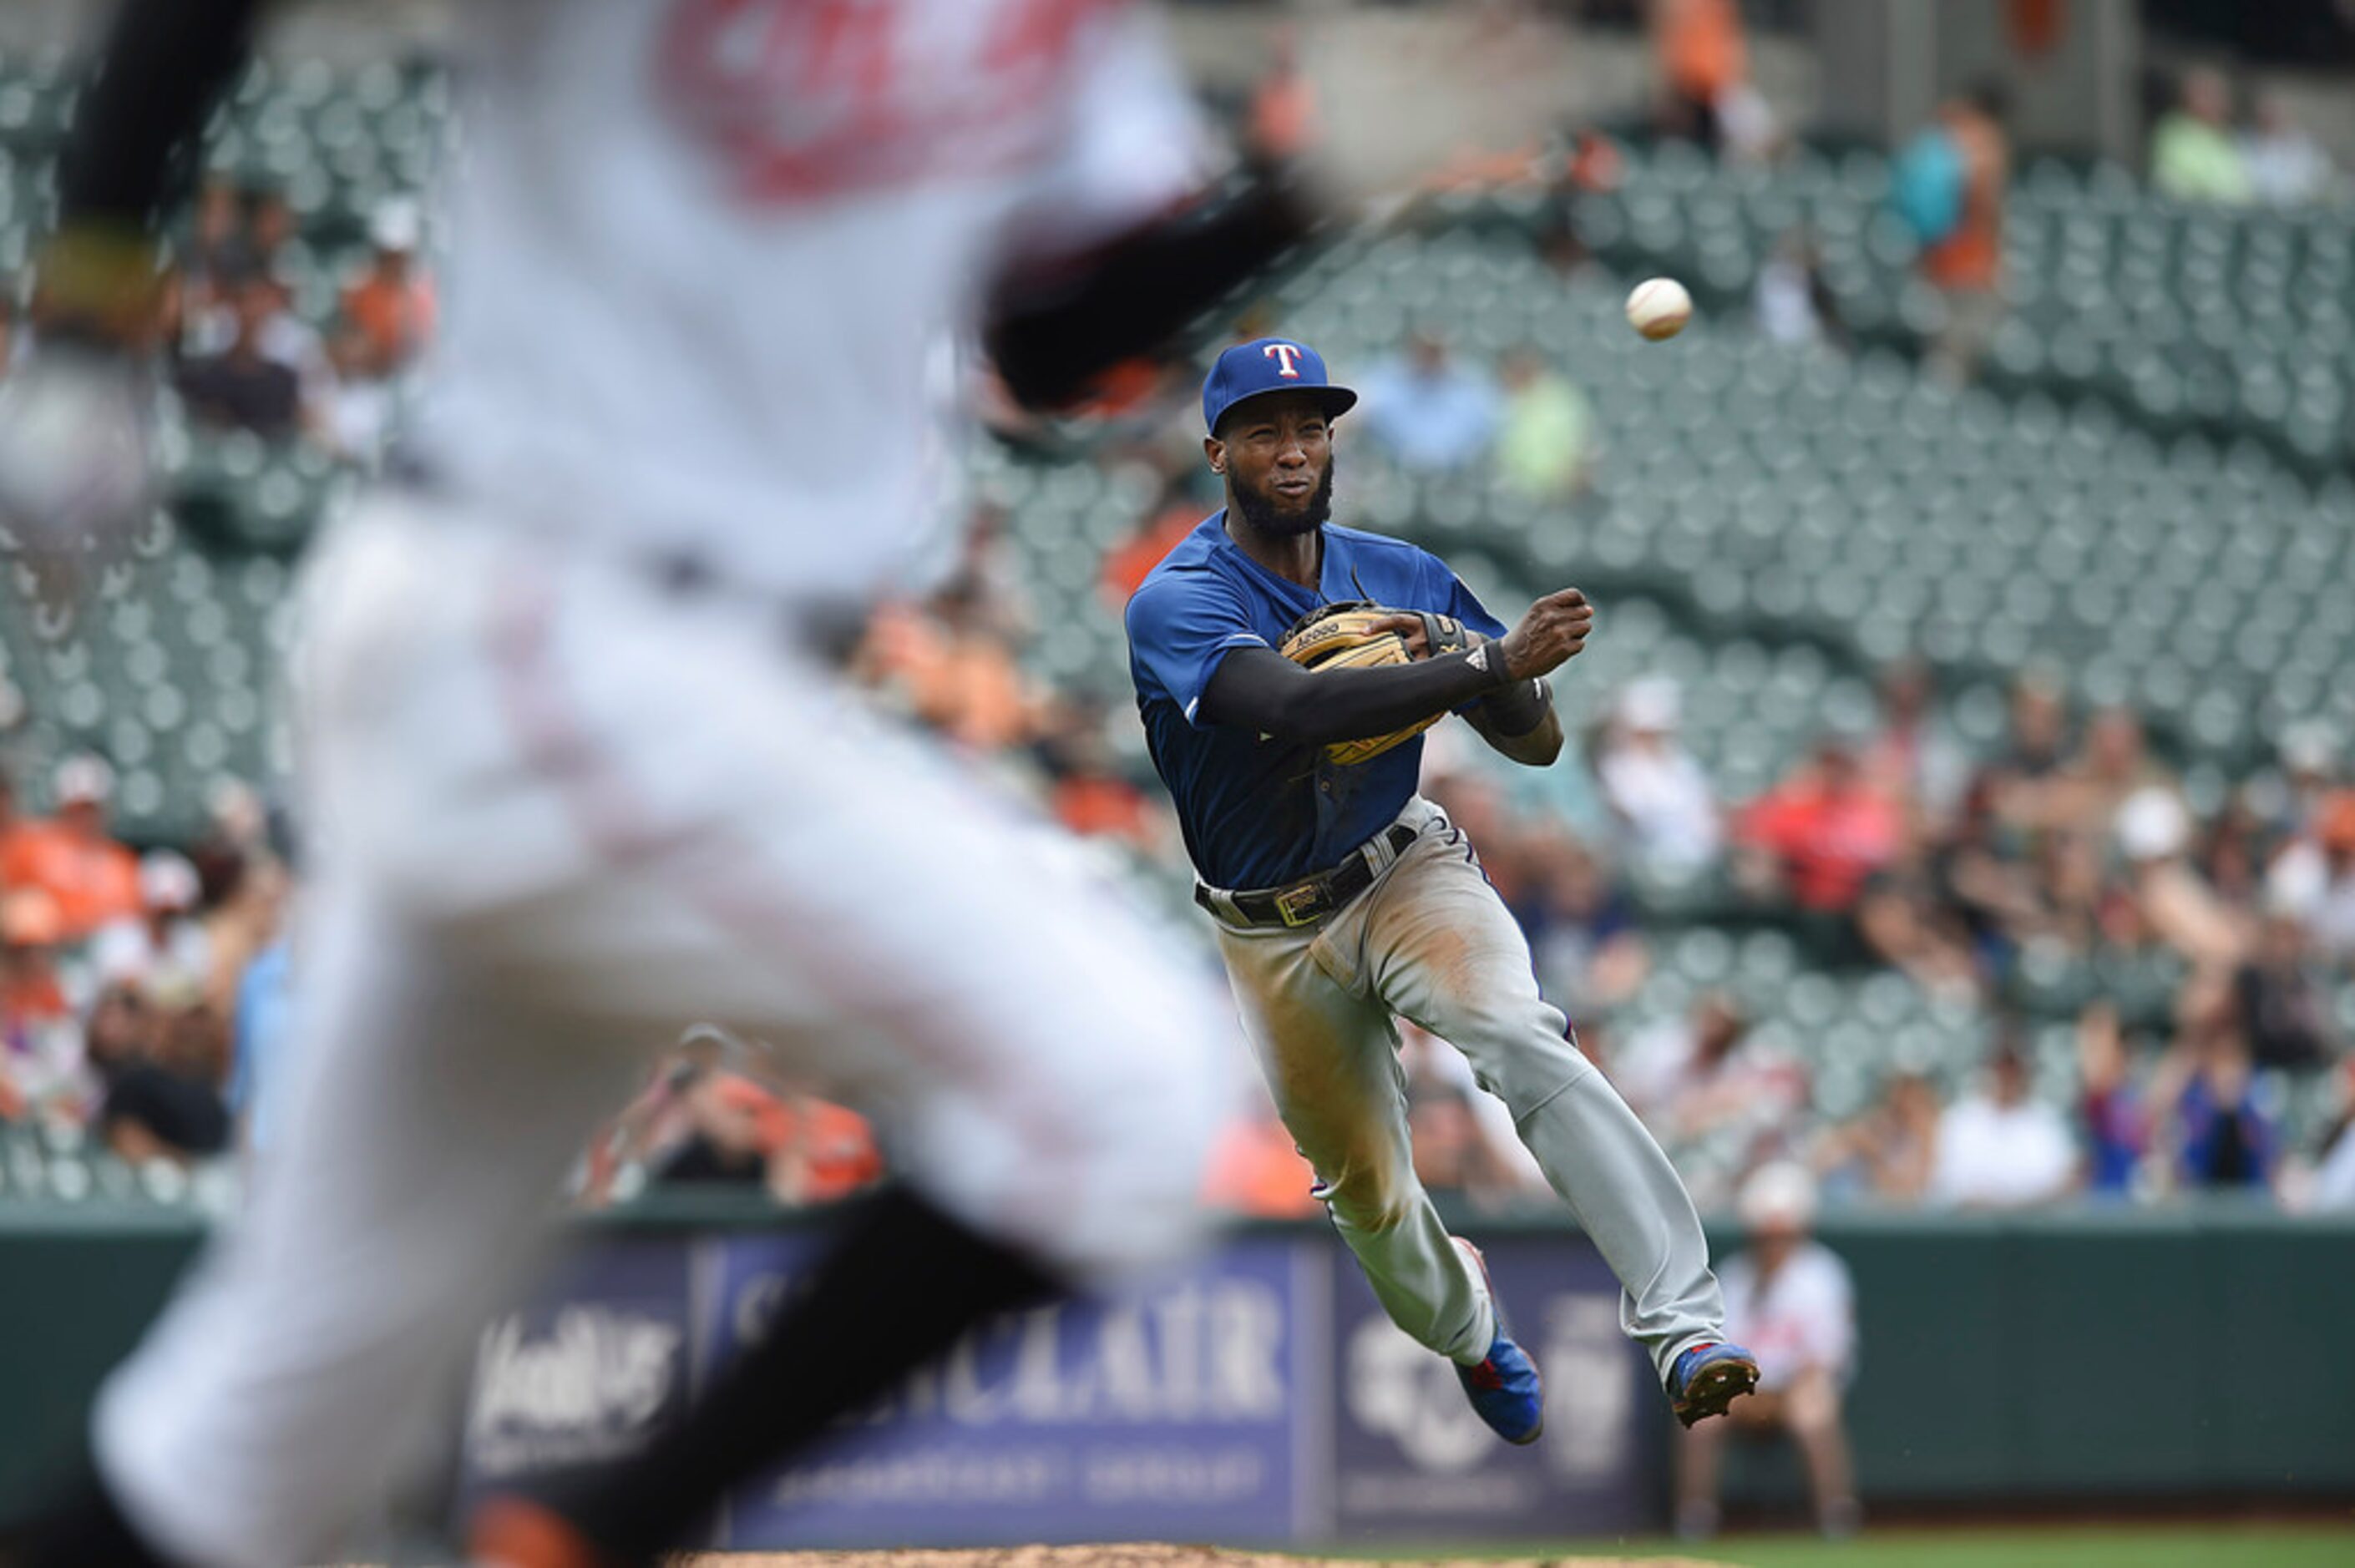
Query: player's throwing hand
1497 587 1596 680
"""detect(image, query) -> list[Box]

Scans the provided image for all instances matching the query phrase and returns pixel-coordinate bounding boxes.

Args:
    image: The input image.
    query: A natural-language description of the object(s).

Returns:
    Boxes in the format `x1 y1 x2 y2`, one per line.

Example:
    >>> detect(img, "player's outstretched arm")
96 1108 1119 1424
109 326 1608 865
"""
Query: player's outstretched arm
1199 643 1511 747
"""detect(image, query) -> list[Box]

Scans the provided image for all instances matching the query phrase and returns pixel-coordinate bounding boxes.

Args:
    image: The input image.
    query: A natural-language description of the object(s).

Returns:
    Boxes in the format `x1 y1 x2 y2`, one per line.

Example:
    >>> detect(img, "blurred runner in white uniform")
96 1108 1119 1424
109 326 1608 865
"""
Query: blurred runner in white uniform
0 3 1370 1564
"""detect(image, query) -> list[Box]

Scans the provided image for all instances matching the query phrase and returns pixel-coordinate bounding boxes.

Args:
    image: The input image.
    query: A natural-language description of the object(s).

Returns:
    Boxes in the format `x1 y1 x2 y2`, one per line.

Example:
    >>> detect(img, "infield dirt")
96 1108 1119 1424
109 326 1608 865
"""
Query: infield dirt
670 1548 1721 1568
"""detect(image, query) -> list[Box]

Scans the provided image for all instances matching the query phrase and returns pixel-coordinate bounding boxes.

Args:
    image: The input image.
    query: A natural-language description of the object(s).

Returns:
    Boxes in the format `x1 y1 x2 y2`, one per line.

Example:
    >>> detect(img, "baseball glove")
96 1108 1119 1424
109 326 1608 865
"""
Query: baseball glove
1277 600 1482 766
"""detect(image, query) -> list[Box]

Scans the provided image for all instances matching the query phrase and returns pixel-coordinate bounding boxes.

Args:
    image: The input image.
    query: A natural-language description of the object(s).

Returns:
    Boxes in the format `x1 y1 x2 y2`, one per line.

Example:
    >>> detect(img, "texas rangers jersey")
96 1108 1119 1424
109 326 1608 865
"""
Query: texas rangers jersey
1126 512 1507 890
413 0 1204 602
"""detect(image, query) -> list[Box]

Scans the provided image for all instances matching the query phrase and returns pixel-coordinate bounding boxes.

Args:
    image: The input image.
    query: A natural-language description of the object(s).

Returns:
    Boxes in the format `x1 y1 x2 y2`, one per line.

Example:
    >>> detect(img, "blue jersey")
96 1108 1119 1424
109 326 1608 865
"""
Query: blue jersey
1126 512 1507 890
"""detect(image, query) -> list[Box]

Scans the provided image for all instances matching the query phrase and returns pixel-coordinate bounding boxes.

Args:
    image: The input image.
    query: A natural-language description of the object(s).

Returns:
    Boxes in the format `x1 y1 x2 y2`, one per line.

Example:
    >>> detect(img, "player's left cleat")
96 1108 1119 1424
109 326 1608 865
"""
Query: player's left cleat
1668 1340 1761 1428
1451 1237 1545 1445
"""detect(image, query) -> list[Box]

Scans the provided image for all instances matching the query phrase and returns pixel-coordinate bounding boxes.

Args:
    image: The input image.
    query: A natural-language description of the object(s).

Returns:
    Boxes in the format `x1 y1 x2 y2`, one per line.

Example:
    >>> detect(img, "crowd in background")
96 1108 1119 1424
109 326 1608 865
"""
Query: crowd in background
6 8 2355 1221
163 176 431 459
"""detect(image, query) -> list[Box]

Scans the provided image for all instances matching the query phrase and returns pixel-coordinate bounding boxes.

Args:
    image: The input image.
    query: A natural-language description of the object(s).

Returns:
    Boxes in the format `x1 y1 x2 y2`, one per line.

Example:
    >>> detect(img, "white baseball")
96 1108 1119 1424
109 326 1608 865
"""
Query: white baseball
1626 277 1694 341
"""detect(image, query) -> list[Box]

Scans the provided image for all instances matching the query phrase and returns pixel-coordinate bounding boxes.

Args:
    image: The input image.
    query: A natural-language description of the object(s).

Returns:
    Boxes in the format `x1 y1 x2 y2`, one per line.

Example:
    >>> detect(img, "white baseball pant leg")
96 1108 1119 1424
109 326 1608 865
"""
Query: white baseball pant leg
1214 799 1723 1384
94 497 1235 1568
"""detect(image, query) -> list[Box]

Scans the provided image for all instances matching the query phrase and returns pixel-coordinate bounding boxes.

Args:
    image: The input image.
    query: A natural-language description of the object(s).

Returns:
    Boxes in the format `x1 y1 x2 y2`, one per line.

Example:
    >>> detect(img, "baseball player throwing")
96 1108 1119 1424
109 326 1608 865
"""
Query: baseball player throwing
1127 339 1760 1444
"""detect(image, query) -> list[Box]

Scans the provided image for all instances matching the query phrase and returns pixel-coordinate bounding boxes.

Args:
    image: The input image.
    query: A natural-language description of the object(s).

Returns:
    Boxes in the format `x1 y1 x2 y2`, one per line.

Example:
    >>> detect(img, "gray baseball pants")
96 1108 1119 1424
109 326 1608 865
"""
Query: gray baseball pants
1204 797 1725 1384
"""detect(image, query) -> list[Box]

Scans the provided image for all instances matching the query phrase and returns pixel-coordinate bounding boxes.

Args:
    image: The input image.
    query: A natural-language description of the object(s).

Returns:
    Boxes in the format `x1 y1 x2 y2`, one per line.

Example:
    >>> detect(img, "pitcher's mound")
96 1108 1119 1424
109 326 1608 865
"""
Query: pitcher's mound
672 1548 1722 1568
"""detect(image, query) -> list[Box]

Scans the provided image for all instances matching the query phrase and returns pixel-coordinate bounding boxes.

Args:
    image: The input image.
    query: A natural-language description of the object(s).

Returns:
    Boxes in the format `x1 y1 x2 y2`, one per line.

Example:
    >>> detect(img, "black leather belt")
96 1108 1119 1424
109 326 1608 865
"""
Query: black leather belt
1197 822 1420 928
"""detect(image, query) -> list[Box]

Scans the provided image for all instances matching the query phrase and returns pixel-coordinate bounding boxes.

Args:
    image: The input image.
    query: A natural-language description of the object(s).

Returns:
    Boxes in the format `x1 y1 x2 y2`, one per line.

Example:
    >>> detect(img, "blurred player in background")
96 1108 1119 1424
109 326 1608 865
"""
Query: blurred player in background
0 0 1595 1563
1674 1162 1860 1541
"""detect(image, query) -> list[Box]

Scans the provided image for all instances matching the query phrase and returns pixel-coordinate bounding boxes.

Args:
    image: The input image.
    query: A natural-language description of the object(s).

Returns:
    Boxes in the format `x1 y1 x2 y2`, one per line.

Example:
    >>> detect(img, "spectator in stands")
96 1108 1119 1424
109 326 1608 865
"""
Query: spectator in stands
2197 787 2271 918
1898 83 2009 383
2151 66 2253 205
2117 787 2246 974
1855 845 1980 998
1035 700 1163 855
2273 721 2341 839
2235 907 2337 1071
1400 1024 1552 1211
1618 991 1805 1149
0 756 142 943
1930 1035 2076 1207
772 1092 884 1206
856 584 1044 751
98 984 233 1167
1812 1069 1940 1206
1523 830 1649 1015
176 272 308 439
1492 347 1595 498
649 1070 787 1189
2076 1000 2149 1198
322 322 398 463
1406 1080 1492 1201
246 185 297 268
1927 771 2043 975
2266 789 2355 964
2157 969 2278 1193
2054 706 2171 841
2241 90 2335 207
185 265 332 405
1596 677 1722 877
1245 24 1317 163
1989 673 2072 807
1353 329 1499 473
1651 0 1749 154
1753 229 1842 352
1735 734 1904 932
1863 657 1968 828
187 178 254 290
340 200 436 377
1676 1163 1859 1542
938 503 1033 645
89 852 211 998
1 889 77 1122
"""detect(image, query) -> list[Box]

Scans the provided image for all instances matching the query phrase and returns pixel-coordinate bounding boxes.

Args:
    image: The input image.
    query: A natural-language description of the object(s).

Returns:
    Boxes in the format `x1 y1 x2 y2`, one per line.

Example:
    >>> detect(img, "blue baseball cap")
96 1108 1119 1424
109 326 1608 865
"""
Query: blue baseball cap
1202 336 1358 436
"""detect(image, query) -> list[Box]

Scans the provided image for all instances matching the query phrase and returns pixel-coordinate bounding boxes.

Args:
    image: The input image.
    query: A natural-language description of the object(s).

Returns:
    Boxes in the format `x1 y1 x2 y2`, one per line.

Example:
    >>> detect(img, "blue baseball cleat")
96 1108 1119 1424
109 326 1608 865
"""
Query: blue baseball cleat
1451 1238 1545 1445
1669 1340 1761 1428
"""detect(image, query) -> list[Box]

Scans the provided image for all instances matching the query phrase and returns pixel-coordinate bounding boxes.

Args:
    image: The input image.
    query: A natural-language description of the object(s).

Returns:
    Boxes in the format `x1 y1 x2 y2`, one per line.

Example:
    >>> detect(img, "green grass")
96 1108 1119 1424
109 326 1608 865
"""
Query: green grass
1509 1522 2355 1568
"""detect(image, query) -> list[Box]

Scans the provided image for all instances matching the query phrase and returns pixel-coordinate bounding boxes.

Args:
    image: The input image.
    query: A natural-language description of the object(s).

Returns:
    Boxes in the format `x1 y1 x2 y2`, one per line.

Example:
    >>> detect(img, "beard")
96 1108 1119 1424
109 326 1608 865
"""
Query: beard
1229 454 1335 539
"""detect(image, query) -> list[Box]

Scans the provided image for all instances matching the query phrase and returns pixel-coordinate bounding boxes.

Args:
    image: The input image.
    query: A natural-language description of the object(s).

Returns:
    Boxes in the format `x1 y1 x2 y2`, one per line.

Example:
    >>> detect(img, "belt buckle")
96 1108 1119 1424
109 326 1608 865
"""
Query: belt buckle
1274 882 1328 927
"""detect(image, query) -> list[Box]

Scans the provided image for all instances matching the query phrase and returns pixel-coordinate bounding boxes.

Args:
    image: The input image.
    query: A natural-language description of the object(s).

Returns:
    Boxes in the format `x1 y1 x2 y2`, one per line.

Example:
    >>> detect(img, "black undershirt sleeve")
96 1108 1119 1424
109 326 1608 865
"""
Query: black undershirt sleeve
985 172 1320 410
58 0 270 230
1201 645 1509 746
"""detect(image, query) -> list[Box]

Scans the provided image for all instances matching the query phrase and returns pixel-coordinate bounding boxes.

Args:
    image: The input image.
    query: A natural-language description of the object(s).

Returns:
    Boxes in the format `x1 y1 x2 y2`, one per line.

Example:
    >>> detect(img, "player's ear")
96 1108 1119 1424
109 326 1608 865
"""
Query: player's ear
1203 433 1224 475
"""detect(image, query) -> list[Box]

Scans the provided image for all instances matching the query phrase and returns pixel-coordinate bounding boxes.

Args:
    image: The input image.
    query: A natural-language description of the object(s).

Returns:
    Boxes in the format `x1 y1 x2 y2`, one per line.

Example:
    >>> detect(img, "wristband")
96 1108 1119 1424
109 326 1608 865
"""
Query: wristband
33 223 165 346
1464 642 1517 692
1481 675 1553 736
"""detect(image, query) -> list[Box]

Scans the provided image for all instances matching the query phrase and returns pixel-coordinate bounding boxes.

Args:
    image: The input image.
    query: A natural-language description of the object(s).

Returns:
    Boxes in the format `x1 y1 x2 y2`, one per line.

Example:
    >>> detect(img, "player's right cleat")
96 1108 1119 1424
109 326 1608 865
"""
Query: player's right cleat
468 1495 632 1568
1451 1237 1545 1445
1668 1340 1761 1428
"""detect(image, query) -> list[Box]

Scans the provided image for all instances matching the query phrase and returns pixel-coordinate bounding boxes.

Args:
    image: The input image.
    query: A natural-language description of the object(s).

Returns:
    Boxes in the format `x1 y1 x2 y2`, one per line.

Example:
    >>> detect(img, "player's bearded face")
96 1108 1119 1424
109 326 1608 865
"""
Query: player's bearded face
1231 448 1335 538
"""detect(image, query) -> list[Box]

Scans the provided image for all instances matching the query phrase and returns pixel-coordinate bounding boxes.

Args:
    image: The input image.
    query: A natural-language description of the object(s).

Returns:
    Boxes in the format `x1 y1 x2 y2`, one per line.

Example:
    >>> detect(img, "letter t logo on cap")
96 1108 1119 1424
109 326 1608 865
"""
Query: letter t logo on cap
1263 342 1304 379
